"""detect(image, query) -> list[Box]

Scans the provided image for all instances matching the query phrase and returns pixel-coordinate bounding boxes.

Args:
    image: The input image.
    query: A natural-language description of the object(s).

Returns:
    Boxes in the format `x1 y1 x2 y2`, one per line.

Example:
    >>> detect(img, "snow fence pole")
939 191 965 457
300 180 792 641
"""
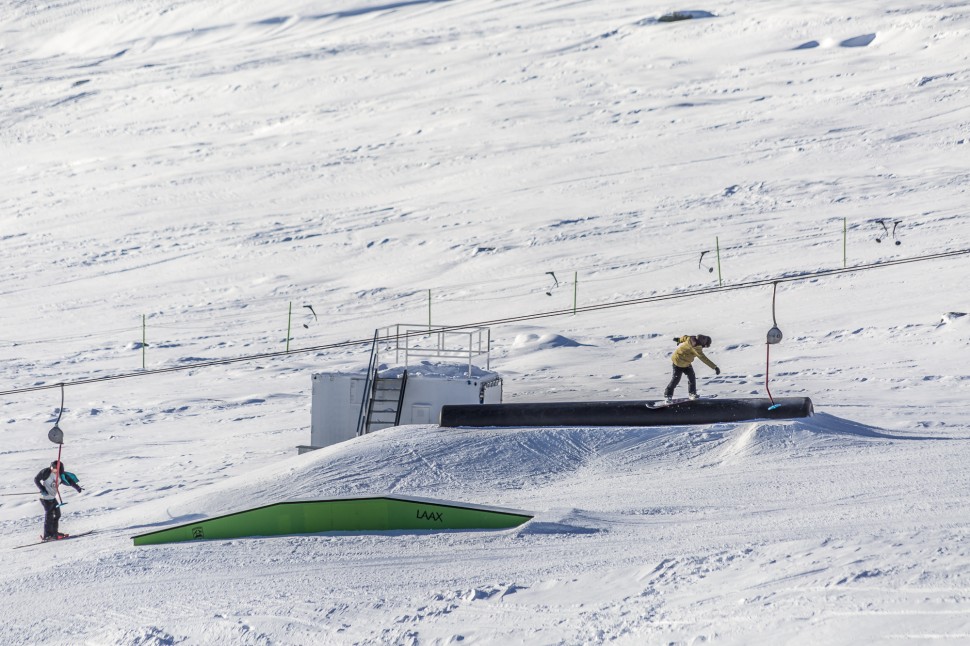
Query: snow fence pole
842 218 849 269
286 302 292 353
715 236 723 287
573 272 578 316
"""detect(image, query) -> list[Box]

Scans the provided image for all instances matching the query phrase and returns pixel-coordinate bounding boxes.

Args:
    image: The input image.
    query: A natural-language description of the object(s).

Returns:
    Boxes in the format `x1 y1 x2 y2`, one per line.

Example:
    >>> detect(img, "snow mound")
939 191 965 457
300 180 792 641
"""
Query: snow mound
795 33 877 50
510 333 590 353
939 311 968 330
841 33 877 47
114 414 918 533
655 10 717 23
703 413 928 466
514 508 602 536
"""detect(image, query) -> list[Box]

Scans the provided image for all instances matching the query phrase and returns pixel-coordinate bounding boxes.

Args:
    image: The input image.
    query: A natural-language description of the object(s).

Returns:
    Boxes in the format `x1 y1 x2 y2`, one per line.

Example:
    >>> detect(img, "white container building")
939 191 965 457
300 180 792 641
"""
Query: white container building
300 325 501 452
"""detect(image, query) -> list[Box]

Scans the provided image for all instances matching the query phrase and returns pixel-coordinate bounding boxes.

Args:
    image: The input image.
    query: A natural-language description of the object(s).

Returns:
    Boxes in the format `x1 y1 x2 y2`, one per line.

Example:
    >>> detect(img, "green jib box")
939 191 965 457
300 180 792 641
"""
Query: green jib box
132 495 533 546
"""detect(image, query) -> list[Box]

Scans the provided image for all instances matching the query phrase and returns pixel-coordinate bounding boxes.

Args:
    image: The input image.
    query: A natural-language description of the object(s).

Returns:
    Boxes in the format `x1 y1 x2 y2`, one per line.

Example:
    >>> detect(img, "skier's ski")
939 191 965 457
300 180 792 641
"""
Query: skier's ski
13 530 95 549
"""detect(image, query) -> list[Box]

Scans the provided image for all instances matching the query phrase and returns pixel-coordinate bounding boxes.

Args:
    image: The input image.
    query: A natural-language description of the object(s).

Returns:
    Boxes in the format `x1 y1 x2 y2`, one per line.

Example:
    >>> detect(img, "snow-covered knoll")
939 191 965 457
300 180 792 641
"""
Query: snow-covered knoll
1 0 969 643
4 414 970 644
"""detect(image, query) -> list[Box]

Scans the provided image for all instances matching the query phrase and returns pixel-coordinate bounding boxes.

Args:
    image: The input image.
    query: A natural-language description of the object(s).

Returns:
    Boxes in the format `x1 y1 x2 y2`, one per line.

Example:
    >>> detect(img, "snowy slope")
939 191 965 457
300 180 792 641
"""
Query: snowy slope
1 0 969 643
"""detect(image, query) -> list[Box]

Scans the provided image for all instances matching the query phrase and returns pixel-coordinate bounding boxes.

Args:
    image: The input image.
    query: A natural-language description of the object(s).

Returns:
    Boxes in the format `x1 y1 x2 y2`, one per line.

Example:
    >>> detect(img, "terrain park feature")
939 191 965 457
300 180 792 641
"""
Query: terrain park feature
132 495 533 546
439 397 814 428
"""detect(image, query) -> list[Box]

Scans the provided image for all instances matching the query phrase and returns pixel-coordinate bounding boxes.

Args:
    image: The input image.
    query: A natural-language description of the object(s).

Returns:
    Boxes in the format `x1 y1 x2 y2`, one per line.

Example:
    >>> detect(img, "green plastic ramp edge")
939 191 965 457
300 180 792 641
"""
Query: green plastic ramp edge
132 495 533 546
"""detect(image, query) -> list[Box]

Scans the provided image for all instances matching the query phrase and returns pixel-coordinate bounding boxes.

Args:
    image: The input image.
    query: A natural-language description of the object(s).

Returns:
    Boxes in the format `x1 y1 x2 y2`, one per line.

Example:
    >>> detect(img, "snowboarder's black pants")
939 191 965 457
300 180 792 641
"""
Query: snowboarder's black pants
40 498 60 538
664 364 696 398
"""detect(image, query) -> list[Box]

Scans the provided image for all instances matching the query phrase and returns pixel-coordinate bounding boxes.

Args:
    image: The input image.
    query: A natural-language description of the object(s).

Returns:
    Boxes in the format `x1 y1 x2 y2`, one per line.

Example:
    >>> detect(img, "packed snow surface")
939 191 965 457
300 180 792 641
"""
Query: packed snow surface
1 0 969 643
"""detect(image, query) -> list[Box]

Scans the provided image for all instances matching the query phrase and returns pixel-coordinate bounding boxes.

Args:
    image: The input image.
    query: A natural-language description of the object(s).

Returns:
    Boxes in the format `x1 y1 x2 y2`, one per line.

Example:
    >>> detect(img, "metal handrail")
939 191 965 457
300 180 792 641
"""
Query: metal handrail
392 371 409 426
376 324 491 377
355 330 380 437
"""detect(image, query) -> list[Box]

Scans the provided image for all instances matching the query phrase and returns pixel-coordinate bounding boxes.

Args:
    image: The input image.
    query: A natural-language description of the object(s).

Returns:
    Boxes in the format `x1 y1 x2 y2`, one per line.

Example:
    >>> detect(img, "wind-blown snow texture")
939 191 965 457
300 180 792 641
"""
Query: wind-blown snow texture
1 0 969 644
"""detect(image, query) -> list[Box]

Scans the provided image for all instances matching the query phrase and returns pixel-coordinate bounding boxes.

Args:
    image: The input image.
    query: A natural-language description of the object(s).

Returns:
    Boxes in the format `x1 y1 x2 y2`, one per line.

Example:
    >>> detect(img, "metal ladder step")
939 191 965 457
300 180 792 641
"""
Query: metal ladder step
363 374 408 434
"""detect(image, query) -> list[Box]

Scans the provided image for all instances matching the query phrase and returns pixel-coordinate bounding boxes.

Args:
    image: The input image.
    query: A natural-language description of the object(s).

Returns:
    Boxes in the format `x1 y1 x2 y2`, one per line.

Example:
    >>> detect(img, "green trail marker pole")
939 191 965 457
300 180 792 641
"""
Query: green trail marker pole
286 302 292 353
716 236 723 287
843 217 847 268
573 271 578 316
142 314 146 370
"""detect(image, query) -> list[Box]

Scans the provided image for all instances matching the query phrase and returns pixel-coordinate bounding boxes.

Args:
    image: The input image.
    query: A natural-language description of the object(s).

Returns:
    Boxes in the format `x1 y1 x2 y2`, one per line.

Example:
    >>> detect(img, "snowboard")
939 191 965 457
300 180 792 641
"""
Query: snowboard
646 395 716 409
13 530 95 549
646 398 684 409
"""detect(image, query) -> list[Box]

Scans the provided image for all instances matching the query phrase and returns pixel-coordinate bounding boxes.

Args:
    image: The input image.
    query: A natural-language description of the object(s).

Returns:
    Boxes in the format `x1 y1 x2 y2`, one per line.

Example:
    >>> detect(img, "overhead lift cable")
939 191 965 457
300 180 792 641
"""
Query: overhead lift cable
0 248 966 398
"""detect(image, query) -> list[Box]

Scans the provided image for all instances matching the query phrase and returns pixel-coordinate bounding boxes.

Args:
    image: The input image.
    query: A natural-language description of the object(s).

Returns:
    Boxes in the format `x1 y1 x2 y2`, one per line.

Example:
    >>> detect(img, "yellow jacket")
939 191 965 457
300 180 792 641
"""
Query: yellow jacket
672 335 718 371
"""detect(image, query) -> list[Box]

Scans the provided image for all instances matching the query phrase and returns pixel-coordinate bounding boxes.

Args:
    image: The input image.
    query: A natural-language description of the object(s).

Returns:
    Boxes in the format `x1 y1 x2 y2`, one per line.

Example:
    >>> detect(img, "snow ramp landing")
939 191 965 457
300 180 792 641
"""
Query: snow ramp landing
131 495 532 546
439 397 813 428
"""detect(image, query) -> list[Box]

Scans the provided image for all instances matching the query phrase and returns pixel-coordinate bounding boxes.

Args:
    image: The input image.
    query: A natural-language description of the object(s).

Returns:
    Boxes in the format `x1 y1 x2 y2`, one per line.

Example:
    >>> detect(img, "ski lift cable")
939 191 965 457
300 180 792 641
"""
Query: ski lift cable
1 225 952 347
0 248 966 398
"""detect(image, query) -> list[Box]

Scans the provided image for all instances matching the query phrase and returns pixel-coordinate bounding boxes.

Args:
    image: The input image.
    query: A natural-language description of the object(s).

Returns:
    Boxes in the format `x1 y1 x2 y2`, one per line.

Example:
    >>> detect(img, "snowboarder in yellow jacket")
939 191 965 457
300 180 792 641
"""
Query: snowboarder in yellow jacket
664 334 720 403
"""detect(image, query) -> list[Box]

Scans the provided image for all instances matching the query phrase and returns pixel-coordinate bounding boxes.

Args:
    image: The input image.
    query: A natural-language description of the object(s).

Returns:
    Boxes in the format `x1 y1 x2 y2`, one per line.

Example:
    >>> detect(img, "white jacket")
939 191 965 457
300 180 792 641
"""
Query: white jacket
36 469 59 500
34 467 81 500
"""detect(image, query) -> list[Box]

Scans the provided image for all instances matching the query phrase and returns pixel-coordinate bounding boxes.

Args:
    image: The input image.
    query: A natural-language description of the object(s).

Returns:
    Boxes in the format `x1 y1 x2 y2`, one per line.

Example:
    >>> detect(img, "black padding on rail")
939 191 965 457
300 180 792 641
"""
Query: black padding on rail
439 397 813 428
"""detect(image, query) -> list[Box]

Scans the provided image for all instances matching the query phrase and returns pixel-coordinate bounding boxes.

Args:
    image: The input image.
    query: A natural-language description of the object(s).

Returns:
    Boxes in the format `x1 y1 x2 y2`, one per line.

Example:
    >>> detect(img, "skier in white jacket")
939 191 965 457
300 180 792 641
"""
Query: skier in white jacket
34 460 83 541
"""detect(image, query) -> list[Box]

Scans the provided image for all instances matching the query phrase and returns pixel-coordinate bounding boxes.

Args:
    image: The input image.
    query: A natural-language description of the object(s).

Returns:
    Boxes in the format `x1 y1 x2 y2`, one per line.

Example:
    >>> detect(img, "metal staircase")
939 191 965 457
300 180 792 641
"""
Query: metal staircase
355 324 491 437
363 371 408 434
